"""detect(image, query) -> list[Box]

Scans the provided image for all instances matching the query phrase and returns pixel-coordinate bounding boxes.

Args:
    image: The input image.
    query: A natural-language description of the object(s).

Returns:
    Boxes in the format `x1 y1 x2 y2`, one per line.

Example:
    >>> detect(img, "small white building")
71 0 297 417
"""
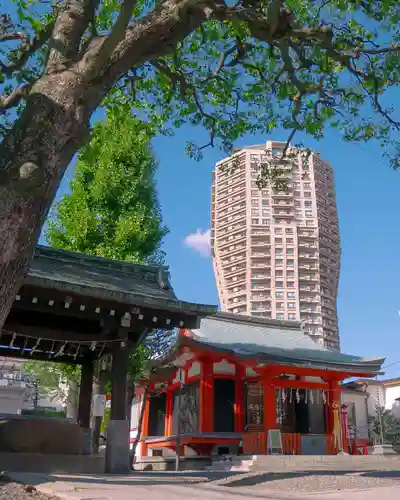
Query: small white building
341 377 400 440
341 382 370 439
0 357 65 415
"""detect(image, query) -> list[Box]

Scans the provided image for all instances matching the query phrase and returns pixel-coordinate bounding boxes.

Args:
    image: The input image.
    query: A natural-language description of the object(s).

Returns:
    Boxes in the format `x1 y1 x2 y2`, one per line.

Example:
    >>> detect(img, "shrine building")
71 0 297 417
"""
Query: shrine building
134 313 384 462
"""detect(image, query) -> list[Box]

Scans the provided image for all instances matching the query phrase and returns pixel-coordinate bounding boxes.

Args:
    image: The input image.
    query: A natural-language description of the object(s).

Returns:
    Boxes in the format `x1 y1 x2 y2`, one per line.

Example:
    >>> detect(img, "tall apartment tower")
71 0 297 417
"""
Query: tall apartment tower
211 141 341 350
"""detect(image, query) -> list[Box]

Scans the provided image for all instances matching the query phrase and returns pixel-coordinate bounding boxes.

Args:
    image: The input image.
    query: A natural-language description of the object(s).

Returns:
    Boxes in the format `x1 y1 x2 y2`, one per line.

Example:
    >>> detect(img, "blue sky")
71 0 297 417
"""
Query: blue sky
43 123 400 379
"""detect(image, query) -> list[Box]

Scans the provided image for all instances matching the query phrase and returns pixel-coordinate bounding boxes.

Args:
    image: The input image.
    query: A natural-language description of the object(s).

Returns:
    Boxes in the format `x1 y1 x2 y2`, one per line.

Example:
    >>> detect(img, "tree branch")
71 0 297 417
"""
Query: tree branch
92 0 224 85
0 33 28 42
0 84 30 113
0 23 54 75
47 0 100 72
93 0 137 72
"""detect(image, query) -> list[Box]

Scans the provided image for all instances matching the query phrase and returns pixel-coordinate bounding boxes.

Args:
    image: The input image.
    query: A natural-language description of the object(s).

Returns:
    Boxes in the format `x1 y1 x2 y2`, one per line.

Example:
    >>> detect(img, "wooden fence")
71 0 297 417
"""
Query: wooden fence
243 431 337 455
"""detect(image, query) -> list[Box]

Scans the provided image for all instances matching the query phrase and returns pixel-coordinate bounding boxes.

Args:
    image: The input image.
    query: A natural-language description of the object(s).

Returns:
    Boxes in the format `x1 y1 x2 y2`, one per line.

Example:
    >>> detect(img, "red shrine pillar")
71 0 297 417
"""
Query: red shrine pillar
199 359 214 432
164 389 173 436
263 375 276 433
234 364 246 433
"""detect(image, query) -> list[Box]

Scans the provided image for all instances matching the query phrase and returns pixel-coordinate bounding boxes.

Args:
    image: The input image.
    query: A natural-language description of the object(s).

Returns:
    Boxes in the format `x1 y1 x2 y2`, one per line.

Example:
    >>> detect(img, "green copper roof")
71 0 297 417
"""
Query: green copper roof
25 246 216 315
182 313 385 375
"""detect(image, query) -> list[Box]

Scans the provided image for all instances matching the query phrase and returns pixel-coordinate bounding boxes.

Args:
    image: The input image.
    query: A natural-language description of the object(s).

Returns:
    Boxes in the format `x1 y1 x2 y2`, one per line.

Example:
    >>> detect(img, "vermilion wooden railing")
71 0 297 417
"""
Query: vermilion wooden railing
282 432 301 454
243 431 267 454
243 431 337 455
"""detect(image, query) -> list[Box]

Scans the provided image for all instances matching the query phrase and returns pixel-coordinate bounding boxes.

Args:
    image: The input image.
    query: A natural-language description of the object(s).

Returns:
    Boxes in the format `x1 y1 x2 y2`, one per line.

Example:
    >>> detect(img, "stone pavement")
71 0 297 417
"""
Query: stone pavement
8 472 400 500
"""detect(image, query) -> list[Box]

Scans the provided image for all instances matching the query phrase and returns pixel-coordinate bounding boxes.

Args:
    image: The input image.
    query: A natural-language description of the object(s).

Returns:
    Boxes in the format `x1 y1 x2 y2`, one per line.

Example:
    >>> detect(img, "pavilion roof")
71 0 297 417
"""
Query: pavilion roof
166 313 385 376
25 246 216 316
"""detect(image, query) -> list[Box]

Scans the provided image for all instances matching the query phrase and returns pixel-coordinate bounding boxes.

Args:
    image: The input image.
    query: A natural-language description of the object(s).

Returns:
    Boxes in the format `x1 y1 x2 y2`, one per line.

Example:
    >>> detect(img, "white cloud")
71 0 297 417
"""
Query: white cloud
184 229 211 257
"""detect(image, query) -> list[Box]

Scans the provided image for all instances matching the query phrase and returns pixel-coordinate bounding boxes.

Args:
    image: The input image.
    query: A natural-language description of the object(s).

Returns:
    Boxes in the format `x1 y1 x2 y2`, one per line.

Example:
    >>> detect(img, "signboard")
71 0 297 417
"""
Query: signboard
92 394 107 417
267 429 283 455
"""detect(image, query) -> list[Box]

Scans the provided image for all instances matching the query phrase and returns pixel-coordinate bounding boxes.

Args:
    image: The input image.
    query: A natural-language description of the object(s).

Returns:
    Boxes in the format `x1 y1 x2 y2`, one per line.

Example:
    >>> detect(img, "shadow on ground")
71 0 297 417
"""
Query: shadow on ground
220 469 400 487
10 470 242 488
11 468 400 489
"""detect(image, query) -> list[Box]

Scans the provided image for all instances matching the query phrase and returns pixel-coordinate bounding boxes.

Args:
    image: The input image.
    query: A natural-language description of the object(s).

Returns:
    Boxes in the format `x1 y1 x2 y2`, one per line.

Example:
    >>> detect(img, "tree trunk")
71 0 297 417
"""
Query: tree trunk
91 365 110 454
130 385 149 465
66 379 79 420
0 72 103 328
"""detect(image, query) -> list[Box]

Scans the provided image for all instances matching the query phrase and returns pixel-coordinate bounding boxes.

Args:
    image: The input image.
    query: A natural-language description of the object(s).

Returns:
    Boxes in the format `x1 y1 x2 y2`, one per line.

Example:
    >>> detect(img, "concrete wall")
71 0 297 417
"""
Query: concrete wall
0 453 104 473
341 390 369 439
365 384 385 418
385 385 400 413
0 384 30 415
0 416 83 454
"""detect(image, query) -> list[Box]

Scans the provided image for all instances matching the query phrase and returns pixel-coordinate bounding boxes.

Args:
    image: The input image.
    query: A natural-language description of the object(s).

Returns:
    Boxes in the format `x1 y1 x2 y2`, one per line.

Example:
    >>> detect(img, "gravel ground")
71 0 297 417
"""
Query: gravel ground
223 471 400 493
0 482 58 500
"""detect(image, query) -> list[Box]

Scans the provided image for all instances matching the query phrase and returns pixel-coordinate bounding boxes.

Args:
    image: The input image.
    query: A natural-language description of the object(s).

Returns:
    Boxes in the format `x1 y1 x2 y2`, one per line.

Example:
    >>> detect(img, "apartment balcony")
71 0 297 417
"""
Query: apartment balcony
271 200 294 206
251 252 271 258
227 287 247 297
323 327 339 337
300 307 319 314
273 210 294 217
300 297 320 303
319 237 340 251
251 293 271 300
251 284 271 291
218 226 247 241
252 306 272 313
298 253 318 260
251 241 271 248
229 298 247 308
216 210 247 226
252 312 272 319
251 229 270 236
299 285 319 292
216 168 246 186
299 274 319 281
223 268 246 280
219 246 247 258
251 263 271 270
216 188 246 204
304 319 323 325
272 191 293 198
217 237 245 252
299 265 318 272
216 215 246 231
298 231 317 239
251 274 271 280
298 242 317 249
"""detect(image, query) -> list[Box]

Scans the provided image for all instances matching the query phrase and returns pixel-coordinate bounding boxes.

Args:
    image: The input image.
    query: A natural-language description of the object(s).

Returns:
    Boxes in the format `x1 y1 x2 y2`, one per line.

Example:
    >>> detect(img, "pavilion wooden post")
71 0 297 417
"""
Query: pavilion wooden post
165 389 173 436
77 360 94 455
199 359 214 432
263 375 277 437
105 344 131 473
139 391 151 458
234 364 246 434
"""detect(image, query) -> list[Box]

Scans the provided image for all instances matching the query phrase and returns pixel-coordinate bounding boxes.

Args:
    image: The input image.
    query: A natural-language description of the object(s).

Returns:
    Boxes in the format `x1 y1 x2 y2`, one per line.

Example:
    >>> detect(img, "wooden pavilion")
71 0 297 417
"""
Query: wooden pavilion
0 245 216 473
135 313 384 461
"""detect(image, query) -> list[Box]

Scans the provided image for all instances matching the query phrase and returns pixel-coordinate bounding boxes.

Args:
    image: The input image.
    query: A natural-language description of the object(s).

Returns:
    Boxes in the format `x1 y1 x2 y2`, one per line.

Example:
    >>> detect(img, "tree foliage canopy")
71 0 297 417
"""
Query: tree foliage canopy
1 0 400 164
46 108 168 264
25 107 170 400
0 0 400 333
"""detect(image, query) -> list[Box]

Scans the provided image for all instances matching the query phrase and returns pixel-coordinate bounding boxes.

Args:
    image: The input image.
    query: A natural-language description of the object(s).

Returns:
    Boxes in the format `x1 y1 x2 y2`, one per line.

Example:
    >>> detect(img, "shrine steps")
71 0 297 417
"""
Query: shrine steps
206 454 400 473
